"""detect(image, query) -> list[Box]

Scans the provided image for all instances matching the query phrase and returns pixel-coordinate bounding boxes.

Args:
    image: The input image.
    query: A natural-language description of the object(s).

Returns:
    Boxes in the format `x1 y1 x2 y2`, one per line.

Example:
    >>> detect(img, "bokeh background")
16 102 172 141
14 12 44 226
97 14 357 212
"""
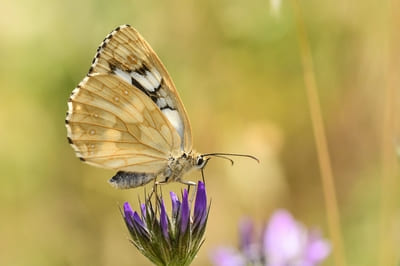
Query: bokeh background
1 0 399 265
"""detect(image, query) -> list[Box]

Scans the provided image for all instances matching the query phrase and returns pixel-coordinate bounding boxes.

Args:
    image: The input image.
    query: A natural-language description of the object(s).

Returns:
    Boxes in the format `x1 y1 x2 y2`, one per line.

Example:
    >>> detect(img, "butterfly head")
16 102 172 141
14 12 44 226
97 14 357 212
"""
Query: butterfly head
181 152 209 169
181 151 258 173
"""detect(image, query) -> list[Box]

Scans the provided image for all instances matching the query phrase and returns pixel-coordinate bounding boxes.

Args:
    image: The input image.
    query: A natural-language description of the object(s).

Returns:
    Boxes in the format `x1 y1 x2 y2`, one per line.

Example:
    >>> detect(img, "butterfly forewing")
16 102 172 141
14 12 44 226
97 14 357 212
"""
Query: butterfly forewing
89 25 193 151
66 73 182 173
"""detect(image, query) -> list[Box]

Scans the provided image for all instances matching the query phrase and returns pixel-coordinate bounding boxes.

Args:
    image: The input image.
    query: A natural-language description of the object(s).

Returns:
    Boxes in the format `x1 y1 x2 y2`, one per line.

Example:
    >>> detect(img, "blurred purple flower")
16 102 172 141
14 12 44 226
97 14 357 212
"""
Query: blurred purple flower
212 247 246 266
239 218 254 251
211 209 331 266
123 181 209 266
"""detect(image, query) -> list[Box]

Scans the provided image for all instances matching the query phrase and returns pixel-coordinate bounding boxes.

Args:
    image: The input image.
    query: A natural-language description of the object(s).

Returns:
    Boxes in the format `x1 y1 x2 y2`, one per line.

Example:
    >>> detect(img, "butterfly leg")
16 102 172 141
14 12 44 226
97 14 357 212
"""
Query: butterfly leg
201 168 206 185
179 180 198 205
155 180 169 185
178 179 197 186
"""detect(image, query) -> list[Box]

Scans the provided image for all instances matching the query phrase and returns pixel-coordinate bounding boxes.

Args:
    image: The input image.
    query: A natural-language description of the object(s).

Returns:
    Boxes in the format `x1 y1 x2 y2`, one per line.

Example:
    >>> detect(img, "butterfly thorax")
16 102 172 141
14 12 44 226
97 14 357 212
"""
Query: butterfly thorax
162 151 202 183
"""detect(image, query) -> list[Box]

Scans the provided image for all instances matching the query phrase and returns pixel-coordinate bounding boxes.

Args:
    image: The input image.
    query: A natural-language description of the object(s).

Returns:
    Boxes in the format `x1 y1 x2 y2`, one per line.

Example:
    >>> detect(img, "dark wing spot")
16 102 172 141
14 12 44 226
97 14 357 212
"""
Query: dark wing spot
154 79 163 92
67 137 73 144
131 77 147 94
105 33 112 40
92 53 99 64
150 95 158 102
161 106 176 111
79 157 86 162
137 64 150 75
109 62 116 72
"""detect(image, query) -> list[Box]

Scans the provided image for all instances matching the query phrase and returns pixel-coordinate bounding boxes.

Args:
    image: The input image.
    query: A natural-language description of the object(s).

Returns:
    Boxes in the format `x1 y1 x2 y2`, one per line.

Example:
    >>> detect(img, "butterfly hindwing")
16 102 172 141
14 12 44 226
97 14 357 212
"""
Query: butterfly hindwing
66 73 181 173
88 25 193 151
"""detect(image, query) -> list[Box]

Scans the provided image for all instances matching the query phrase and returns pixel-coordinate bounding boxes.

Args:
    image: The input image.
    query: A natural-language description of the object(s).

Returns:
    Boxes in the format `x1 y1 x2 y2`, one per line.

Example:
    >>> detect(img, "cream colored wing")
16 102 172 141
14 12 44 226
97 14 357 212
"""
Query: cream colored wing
88 24 193 152
66 73 181 173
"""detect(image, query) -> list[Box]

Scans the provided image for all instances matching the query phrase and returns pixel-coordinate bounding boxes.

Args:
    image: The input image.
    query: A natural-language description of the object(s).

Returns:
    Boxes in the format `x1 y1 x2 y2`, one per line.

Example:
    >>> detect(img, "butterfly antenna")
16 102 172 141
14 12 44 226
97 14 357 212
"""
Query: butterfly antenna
202 152 260 163
207 154 235 166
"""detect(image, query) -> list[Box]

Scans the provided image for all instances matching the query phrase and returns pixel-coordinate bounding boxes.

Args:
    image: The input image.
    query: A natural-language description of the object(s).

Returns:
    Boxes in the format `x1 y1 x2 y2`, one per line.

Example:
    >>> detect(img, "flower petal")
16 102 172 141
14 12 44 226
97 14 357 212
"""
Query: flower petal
239 217 253 252
263 209 306 265
133 211 145 228
211 247 246 266
180 189 190 234
140 203 146 219
239 217 261 261
123 202 135 227
159 199 169 240
304 230 331 264
170 191 181 220
194 181 207 228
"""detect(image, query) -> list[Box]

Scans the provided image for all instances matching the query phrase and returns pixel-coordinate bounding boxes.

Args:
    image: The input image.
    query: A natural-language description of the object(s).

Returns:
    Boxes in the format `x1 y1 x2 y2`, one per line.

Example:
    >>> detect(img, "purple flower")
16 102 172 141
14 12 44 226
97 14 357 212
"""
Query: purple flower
122 181 209 266
211 209 331 266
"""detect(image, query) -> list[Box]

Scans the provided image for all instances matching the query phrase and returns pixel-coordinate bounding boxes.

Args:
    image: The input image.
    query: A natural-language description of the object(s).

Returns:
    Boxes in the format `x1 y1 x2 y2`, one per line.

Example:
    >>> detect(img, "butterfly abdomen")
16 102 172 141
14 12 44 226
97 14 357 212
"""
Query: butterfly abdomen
109 171 156 189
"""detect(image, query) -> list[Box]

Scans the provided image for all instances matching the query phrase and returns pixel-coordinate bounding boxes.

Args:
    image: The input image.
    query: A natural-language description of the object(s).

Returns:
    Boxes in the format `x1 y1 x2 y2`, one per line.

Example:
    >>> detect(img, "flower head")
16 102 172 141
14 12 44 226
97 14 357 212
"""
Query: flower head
123 181 210 266
212 209 330 266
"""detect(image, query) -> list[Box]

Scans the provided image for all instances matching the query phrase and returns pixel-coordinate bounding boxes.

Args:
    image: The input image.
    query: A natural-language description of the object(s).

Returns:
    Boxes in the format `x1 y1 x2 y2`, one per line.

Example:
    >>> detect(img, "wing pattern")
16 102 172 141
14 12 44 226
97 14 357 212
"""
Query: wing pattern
66 25 194 184
88 25 193 151
66 74 181 173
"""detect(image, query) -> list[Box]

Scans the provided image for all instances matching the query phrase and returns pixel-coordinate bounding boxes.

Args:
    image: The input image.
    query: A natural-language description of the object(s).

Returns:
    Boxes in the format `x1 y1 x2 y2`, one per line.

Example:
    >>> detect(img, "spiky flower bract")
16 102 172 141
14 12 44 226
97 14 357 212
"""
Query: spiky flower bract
123 181 209 266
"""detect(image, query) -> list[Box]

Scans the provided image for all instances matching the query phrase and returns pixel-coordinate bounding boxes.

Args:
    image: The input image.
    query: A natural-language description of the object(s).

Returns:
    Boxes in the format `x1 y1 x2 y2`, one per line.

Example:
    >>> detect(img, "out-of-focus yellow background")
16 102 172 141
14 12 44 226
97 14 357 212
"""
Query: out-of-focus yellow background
1 0 399 265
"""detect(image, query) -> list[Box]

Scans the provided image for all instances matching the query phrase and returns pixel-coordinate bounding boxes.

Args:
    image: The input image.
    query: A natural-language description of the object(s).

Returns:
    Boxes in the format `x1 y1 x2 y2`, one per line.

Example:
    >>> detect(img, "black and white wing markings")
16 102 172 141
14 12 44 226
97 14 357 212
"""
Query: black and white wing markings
86 24 192 150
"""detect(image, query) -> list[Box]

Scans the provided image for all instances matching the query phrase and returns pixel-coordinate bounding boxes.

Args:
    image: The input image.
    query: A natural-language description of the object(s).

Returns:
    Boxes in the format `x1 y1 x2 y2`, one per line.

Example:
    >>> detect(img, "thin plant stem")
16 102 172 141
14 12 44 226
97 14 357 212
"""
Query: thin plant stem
290 1 346 266
379 1 399 265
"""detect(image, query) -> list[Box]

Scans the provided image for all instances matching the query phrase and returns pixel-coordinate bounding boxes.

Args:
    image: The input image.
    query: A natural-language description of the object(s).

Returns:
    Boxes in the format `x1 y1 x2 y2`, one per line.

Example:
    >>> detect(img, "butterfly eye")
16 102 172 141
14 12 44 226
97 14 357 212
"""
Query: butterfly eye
196 156 205 168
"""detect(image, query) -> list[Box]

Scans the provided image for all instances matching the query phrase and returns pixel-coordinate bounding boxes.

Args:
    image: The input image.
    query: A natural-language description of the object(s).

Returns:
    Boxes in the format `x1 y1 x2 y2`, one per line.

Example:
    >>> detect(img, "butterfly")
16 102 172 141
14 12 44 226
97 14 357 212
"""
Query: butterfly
65 25 258 189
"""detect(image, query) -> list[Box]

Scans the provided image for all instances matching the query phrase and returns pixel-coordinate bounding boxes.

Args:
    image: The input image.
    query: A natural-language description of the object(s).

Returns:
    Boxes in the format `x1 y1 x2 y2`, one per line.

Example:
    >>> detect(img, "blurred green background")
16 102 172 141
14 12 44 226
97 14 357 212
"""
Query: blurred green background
1 0 398 265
